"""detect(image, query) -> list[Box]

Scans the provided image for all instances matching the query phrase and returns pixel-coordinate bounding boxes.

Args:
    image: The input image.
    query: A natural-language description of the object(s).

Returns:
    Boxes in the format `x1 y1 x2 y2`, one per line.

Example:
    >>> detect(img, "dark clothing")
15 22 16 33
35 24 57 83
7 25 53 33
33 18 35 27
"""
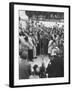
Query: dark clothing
36 43 40 55
46 56 64 77
39 66 46 78
36 32 40 55
40 37 49 55
43 38 49 55
28 49 33 61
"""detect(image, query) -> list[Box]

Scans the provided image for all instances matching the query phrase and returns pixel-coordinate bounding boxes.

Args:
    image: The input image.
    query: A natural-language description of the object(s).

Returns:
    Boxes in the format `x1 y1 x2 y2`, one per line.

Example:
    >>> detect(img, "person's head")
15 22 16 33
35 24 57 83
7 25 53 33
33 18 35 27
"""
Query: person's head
51 36 53 40
54 35 56 38
33 65 40 75
29 32 33 37
24 36 28 42
33 65 38 71
53 39 56 43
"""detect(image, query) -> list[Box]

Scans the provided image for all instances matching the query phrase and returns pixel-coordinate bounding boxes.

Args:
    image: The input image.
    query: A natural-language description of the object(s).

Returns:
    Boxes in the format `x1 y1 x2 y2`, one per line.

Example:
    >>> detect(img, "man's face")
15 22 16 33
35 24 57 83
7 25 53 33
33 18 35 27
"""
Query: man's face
36 67 40 73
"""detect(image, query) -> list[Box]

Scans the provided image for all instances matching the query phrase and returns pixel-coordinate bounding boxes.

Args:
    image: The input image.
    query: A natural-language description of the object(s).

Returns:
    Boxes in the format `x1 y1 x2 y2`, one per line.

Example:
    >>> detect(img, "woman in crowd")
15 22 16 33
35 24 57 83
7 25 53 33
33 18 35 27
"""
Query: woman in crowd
48 37 54 57
51 40 60 57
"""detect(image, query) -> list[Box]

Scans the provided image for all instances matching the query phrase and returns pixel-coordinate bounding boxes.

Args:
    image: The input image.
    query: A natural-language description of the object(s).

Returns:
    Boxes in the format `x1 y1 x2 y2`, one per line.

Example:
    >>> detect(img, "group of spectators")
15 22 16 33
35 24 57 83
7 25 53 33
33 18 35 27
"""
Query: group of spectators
19 19 64 79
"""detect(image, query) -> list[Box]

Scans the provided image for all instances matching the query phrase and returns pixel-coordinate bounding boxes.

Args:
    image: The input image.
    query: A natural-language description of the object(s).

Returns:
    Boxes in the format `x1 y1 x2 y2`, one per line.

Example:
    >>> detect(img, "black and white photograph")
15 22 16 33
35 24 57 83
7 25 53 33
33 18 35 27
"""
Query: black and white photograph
19 10 64 79
9 2 70 87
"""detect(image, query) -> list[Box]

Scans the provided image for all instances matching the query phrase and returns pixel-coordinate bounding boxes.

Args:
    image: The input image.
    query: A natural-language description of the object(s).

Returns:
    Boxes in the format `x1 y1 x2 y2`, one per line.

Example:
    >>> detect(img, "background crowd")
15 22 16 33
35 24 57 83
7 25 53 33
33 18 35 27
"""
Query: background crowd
19 15 64 79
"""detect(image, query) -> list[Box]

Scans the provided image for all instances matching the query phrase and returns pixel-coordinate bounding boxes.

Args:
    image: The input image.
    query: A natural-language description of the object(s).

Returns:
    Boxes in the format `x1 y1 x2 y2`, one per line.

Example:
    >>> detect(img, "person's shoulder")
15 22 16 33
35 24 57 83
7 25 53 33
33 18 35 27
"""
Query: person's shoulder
50 40 53 42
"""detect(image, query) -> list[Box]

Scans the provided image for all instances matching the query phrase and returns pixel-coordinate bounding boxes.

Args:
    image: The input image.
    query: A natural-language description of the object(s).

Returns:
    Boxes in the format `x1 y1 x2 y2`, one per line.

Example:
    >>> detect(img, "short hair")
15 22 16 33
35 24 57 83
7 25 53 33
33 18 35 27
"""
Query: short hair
53 40 56 43
24 36 28 41
51 36 53 40
33 65 38 71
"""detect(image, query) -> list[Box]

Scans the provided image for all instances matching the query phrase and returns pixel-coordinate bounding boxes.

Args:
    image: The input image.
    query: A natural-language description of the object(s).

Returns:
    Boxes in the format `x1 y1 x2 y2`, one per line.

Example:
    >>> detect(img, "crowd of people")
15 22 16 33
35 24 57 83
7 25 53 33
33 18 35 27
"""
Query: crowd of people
19 19 64 79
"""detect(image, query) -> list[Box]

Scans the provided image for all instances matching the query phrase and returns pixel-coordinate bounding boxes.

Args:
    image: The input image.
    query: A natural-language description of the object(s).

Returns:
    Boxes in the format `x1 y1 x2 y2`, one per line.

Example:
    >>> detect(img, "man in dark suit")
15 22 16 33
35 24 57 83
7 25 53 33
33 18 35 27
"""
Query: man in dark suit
46 56 64 77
